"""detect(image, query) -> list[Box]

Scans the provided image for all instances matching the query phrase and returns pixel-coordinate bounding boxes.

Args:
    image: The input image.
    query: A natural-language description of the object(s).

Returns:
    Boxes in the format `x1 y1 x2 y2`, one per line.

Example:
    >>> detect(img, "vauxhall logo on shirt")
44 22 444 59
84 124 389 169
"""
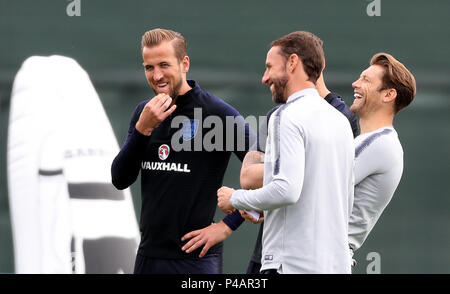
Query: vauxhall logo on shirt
141 144 191 173
158 144 170 160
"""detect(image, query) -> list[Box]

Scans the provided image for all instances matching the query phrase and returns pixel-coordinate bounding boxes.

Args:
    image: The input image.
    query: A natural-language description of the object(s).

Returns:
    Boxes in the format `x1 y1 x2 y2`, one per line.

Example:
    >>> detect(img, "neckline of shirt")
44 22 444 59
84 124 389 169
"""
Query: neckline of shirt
361 126 396 137
174 80 200 106
286 88 318 103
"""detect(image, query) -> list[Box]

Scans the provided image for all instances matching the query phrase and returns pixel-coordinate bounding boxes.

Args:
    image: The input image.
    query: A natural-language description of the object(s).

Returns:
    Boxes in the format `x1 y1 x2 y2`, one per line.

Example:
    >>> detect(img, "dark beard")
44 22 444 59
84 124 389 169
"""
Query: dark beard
271 74 289 104
170 78 182 99
151 77 183 100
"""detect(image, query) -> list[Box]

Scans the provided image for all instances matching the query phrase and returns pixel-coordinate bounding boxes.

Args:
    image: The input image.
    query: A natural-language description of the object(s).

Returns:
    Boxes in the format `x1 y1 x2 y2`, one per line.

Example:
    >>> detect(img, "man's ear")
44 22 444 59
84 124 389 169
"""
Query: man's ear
383 88 397 103
287 54 299 73
181 56 190 73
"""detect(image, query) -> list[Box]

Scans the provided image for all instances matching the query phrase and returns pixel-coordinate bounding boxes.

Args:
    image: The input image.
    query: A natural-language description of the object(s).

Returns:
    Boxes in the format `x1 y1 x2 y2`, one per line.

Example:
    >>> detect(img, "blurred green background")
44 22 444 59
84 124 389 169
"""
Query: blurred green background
1 0 449 274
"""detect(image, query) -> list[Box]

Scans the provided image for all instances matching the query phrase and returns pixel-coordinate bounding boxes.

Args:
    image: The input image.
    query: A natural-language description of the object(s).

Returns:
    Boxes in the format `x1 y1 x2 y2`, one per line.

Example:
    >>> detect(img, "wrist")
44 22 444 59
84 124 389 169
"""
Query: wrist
218 221 233 237
318 88 331 99
135 121 154 136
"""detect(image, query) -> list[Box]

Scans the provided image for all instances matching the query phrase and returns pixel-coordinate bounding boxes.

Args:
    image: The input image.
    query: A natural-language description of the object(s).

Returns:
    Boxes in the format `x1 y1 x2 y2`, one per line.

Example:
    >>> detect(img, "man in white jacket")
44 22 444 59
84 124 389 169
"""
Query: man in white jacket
217 31 355 274
348 53 416 254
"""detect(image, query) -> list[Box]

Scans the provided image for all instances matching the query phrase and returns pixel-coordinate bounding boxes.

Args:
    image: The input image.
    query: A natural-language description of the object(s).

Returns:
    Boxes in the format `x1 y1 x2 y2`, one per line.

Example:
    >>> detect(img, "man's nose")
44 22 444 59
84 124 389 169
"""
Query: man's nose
153 68 163 81
262 71 269 85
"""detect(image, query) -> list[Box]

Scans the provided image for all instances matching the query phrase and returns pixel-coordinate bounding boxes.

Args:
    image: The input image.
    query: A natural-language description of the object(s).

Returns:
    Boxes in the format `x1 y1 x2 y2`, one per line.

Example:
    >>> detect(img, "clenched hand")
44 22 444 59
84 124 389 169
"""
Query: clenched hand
217 186 236 214
135 93 177 136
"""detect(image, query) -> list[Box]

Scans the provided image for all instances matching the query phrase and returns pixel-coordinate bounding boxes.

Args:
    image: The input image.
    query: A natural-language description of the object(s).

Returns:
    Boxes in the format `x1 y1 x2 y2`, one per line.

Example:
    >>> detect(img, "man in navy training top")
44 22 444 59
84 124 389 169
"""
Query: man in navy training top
111 28 255 274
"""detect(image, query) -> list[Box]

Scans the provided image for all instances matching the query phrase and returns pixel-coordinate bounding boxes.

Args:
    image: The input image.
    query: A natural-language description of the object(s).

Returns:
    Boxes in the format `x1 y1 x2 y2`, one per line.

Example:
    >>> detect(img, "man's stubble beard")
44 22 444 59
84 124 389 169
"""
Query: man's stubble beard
272 74 289 104
151 74 183 99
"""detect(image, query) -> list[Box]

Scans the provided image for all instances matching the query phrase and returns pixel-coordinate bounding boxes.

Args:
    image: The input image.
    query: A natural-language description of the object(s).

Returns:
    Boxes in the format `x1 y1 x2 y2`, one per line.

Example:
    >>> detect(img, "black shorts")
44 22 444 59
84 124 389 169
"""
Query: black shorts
260 268 279 274
133 253 223 274
246 260 262 274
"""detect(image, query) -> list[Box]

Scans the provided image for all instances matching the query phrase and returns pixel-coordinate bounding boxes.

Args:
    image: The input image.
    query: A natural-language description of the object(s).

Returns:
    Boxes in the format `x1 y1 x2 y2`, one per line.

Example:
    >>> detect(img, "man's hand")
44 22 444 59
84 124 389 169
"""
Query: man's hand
217 186 236 214
181 221 232 258
135 93 177 136
240 210 264 224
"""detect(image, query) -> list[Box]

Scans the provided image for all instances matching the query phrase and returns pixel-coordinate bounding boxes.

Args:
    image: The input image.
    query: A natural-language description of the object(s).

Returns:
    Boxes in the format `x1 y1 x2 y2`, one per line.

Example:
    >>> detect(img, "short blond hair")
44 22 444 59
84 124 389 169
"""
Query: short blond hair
141 28 187 62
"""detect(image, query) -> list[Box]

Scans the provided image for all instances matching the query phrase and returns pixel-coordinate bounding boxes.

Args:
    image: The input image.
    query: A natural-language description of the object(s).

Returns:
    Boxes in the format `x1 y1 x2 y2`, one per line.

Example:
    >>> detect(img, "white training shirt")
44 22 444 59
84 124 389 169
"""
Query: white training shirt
231 88 354 274
348 127 403 252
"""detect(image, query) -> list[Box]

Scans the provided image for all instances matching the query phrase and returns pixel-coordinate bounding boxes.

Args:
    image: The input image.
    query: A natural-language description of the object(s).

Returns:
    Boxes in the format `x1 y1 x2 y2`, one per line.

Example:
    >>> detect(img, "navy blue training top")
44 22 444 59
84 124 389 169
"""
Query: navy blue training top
111 80 255 259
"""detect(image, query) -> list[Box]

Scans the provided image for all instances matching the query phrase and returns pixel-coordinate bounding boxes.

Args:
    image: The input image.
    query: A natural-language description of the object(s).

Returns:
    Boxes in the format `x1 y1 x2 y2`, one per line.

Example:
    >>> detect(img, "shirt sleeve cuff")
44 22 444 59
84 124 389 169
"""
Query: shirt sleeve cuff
129 126 151 146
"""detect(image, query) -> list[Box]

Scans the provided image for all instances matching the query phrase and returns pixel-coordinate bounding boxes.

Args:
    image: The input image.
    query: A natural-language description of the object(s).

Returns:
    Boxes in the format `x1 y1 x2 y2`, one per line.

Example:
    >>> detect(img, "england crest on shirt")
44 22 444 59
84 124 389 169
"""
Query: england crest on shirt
158 144 170 160
181 119 199 141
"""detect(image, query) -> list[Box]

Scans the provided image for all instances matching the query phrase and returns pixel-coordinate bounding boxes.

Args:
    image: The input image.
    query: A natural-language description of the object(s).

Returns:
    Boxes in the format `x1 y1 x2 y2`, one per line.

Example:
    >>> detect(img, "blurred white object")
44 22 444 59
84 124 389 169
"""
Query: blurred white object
244 210 260 222
7 56 140 274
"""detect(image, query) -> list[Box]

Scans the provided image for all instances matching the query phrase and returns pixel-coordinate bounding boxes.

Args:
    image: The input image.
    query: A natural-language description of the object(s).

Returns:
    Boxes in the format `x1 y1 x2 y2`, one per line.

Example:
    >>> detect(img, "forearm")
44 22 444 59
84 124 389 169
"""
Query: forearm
231 177 301 211
348 206 377 252
233 116 305 211
316 72 331 98
111 127 150 189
